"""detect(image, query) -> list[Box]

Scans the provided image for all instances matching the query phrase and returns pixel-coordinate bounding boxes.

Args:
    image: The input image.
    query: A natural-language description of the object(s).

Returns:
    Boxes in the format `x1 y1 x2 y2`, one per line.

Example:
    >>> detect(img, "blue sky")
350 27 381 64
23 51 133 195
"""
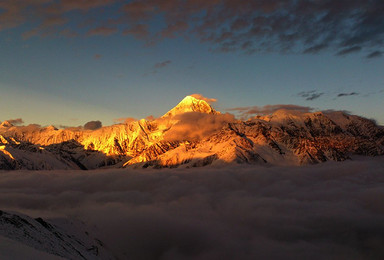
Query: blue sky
0 0 383 126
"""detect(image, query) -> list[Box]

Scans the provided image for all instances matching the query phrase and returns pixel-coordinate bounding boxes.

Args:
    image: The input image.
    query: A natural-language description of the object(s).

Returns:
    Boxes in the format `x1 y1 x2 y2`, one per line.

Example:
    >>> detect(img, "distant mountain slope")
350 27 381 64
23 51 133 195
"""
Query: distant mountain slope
0 136 120 170
1 95 383 170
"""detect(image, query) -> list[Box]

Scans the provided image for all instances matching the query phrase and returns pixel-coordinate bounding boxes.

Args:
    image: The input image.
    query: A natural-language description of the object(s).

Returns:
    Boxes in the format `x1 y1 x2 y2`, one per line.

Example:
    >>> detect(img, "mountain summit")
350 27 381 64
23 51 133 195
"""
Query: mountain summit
162 95 218 118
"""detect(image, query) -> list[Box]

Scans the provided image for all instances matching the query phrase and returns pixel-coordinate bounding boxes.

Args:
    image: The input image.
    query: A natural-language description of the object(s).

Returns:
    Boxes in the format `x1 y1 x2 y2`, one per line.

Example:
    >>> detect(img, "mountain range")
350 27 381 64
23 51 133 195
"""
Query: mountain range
1 95 383 170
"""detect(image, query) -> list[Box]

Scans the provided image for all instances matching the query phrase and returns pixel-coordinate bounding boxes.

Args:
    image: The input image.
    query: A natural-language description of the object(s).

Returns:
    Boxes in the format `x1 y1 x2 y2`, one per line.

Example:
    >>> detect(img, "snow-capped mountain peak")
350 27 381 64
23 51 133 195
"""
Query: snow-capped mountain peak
162 95 218 118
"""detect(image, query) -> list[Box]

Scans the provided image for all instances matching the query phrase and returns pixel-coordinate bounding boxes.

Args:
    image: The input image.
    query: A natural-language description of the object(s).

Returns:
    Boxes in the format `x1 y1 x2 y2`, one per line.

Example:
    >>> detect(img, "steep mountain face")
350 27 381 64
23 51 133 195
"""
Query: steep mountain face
125 110 384 168
136 117 383 168
0 210 112 259
1 95 383 170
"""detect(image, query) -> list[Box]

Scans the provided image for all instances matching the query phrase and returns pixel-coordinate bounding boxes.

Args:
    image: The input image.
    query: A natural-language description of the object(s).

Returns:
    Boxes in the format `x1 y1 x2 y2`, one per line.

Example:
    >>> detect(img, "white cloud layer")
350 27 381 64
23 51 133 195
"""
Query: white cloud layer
1 157 384 259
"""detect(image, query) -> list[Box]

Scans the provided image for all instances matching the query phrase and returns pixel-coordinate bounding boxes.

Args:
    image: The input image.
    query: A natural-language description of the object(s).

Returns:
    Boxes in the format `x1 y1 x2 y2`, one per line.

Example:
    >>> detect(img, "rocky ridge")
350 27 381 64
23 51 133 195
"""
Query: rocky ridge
1 96 383 170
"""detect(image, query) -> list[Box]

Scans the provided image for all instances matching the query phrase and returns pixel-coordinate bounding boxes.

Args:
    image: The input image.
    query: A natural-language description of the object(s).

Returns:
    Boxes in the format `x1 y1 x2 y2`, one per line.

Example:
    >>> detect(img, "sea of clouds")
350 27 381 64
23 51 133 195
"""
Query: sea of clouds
1 158 384 259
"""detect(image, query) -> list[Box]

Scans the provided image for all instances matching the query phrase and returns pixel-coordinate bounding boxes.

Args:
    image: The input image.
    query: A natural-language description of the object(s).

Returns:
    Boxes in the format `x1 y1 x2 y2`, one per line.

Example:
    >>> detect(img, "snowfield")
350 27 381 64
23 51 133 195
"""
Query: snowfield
1 157 384 259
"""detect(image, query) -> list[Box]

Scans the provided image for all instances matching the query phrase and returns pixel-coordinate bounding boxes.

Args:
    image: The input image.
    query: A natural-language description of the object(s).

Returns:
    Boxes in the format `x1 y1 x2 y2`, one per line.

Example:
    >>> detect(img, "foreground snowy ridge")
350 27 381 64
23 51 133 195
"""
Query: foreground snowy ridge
1 95 383 170
0 210 113 259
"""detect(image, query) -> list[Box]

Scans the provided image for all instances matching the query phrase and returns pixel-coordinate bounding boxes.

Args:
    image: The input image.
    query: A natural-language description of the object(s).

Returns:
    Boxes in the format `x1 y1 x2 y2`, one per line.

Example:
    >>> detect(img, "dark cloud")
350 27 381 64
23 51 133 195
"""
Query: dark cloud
337 92 359 98
83 120 102 130
0 158 384 259
2 1 383 56
298 90 324 101
228 104 313 118
303 43 328 54
366 51 383 59
6 118 24 126
336 46 362 56
154 60 172 69
118 0 384 56
59 0 114 11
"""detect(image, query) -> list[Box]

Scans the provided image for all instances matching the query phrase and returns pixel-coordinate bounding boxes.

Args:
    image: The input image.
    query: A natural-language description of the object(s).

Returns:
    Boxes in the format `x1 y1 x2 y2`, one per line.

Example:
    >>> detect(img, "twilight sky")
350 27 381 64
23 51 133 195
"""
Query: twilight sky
0 0 383 127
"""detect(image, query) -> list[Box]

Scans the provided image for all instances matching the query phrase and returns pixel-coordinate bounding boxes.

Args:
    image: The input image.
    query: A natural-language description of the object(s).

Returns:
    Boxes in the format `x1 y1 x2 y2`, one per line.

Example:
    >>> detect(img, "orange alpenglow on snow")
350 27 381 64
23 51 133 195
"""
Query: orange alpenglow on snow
0 95 384 170
161 95 218 118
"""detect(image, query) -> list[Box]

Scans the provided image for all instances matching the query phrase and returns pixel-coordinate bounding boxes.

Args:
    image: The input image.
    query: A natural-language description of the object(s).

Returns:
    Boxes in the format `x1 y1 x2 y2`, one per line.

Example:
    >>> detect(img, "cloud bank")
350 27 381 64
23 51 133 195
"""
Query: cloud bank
4 118 24 126
164 112 235 141
0 158 384 259
84 120 102 130
228 104 313 118
114 117 137 124
1 0 383 56
190 94 217 104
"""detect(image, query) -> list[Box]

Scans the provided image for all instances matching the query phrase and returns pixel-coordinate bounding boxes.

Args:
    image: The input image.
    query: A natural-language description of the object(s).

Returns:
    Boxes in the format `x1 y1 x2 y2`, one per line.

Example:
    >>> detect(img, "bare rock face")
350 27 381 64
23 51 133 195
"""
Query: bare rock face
130 110 384 169
1 96 383 170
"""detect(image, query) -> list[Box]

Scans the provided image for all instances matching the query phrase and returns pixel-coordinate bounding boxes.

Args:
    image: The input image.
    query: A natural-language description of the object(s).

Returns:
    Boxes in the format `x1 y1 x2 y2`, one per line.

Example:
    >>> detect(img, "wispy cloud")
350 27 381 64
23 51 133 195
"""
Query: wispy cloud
144 60 172 75
5 118 24 126
336 46 362 56
228 104 313 118
298 90 324 101
154 60 172 69
87 26 117 36
190 94 217 103
303 44 329 54
123 24 150 40
337 92 359 98
366 51 383 59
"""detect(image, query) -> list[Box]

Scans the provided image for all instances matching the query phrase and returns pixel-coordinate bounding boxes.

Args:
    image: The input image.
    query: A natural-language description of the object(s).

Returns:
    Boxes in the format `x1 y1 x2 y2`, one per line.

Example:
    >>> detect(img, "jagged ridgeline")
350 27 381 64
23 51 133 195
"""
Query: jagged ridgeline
1 96 383 170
